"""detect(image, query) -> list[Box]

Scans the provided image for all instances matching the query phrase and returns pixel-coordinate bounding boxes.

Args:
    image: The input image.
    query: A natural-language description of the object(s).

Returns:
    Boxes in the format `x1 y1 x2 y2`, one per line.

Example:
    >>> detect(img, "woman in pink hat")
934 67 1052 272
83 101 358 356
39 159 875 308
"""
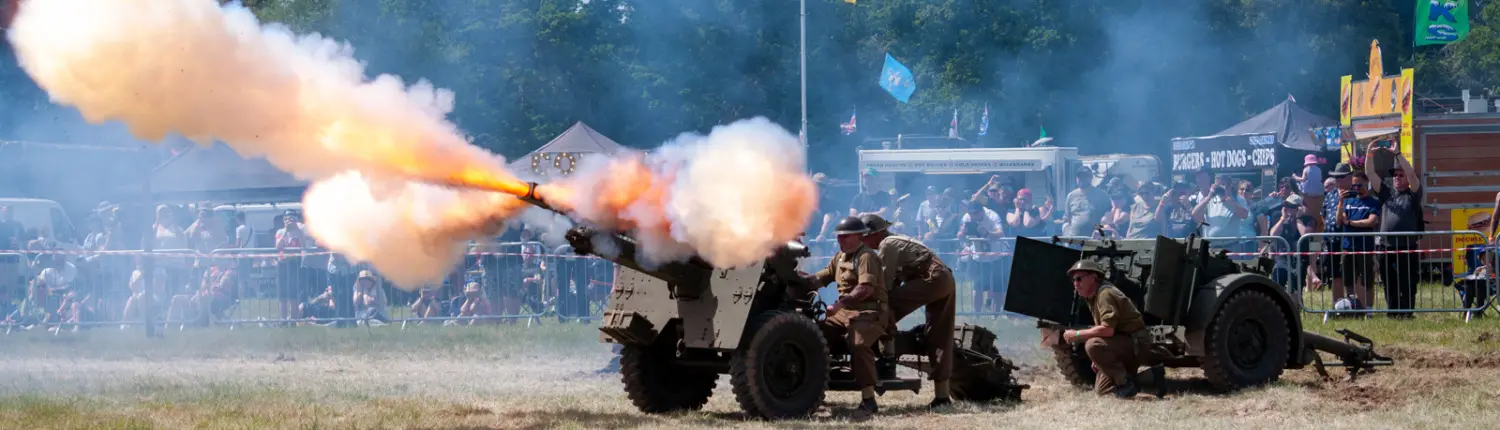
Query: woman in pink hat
1293 153 1324 216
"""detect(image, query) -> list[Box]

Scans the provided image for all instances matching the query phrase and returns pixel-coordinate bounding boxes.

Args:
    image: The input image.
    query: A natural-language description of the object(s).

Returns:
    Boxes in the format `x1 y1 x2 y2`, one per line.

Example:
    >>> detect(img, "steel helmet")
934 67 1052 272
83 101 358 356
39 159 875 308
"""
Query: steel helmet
860 214 892 235
833 216 870 236
1067 260 1106 278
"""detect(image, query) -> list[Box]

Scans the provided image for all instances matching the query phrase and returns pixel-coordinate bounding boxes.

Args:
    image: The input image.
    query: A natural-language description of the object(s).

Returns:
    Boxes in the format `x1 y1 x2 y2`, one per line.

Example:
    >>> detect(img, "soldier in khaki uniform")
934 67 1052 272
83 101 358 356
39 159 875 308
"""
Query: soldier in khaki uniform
859 213 956 409
1058 259 1164 398
804 216 889 415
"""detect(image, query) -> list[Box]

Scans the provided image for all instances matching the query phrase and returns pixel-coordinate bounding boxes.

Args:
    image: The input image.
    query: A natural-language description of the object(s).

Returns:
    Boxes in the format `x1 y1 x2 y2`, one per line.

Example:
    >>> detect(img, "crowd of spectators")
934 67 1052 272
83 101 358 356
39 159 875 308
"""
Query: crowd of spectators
1 201 613 332
0 142 1482 330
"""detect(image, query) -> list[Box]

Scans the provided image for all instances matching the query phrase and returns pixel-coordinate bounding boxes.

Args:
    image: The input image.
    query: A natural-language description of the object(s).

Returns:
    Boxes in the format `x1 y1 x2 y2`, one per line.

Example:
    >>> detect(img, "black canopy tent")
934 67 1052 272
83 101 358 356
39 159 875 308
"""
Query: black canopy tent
1170 98 1339 186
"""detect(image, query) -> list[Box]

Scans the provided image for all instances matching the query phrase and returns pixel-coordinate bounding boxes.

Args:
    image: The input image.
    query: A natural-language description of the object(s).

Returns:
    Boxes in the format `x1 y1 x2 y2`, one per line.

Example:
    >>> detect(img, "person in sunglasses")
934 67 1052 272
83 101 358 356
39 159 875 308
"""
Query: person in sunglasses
1057 259 1164 399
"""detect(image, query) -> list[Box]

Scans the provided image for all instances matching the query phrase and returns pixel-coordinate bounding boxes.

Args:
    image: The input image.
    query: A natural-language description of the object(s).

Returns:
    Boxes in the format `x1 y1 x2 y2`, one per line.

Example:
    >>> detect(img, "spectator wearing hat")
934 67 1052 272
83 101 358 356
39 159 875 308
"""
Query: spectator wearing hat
1313 163 1354 292
274 210 310 323
1062 167 1112 237
914 186 945 239
1366 142 1423 319
1294 153 1325 205
1096 188 1133 239
352 270 389 326
1269 195 1315 301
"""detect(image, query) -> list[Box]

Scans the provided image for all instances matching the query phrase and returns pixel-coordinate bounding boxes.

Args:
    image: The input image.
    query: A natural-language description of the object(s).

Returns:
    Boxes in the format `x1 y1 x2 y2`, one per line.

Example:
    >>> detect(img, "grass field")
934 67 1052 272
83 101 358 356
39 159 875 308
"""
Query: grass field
1 313 1497 429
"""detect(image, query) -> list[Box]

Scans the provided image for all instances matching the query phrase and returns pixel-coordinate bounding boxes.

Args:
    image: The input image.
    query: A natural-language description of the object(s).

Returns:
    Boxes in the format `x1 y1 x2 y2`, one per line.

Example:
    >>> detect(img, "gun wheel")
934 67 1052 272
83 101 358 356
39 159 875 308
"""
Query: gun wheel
731 311 829 420
620 341 717 414
1201 290 1290 391
949 325 1026 402
1052 339 1097 389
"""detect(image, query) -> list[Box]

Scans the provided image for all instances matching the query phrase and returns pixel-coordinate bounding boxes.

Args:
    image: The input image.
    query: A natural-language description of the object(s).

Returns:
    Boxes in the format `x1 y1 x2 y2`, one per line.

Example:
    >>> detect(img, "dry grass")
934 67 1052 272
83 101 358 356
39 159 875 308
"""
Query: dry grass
1 316 1497 429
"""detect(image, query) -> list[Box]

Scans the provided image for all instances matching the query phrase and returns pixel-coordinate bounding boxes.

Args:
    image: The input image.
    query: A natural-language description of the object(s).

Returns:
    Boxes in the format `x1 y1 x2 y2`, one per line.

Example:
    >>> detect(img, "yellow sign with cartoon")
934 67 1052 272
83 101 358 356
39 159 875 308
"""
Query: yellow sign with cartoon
1451 208 1492 274
1339 40 1415 165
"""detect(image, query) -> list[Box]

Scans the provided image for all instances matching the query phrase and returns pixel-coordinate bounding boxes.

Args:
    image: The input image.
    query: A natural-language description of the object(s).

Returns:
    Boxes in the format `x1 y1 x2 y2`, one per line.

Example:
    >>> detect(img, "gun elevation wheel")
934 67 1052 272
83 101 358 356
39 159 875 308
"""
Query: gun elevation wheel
1200 290 1290 391
620 341 717 414
731 311 830 420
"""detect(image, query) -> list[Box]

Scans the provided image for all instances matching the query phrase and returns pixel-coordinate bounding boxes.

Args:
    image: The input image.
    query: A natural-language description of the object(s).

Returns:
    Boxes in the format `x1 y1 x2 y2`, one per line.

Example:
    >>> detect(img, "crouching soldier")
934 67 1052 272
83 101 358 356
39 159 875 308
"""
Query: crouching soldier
1059 260 1165 398
859 213 957 409
803 216 889 416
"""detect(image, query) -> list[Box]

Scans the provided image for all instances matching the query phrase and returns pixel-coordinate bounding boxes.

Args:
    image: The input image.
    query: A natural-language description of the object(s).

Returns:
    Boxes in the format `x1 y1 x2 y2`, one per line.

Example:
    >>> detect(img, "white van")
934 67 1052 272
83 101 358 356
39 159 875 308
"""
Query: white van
212 202 302 248
0 198 79 247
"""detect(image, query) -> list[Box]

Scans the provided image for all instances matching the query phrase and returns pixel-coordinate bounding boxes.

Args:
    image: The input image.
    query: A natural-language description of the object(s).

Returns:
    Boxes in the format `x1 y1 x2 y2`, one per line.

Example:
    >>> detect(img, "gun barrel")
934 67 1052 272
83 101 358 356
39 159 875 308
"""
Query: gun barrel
565 226 713 288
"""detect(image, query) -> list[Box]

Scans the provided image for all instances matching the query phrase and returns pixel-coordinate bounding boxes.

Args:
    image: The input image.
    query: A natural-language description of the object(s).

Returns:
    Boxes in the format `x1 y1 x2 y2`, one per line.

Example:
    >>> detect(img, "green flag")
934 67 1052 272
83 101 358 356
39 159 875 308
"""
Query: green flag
1039 125 1047 139
1415 0 1470 46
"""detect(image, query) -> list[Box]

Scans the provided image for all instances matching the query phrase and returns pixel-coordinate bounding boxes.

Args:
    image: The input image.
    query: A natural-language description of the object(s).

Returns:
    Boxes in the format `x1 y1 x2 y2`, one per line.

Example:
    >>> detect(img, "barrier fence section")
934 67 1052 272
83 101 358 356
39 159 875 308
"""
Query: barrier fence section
1294 231 1498 322
6 231 1492 334
0 243 618 333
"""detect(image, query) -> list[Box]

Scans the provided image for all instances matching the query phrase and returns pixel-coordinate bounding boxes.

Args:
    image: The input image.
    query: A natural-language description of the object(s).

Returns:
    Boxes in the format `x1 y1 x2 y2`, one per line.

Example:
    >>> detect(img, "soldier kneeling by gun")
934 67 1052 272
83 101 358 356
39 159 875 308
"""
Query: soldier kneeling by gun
1060 260 1165 398
860 214 957 409
801 216 889 416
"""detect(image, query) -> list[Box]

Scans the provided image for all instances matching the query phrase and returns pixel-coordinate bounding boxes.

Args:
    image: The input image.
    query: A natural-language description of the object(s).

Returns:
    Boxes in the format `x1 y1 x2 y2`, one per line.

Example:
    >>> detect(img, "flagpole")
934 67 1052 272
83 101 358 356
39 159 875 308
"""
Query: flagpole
799 0 808 148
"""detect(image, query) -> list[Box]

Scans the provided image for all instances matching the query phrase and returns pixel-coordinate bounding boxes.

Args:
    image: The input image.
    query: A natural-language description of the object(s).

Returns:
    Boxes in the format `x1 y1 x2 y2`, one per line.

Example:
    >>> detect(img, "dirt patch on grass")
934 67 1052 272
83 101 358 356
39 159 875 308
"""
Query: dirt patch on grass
1387 346 1500 369
1316 383 1401 408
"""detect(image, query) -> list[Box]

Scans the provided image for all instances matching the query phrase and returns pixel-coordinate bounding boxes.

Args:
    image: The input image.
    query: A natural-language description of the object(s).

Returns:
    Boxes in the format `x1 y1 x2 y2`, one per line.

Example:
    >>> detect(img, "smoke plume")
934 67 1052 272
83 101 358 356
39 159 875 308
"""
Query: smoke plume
7 0 817 288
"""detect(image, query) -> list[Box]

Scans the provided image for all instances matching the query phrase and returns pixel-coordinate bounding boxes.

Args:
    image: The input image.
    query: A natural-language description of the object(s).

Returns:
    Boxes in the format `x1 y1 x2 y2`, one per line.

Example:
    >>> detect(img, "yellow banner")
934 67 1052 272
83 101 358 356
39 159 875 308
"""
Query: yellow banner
1452 208 1493 274
1399 68 1414 165
1340 75 1352 126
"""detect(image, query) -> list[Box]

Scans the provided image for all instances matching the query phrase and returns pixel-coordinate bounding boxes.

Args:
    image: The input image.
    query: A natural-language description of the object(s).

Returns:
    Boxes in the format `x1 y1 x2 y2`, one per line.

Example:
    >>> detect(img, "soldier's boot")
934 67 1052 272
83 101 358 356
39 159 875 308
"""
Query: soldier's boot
1113 379 1141 399
857 397 879 415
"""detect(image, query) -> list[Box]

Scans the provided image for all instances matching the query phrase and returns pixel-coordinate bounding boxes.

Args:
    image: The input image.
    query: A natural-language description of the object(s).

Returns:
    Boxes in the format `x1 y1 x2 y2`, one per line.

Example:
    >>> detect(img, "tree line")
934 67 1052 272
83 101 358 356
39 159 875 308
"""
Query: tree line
4 0 1499 176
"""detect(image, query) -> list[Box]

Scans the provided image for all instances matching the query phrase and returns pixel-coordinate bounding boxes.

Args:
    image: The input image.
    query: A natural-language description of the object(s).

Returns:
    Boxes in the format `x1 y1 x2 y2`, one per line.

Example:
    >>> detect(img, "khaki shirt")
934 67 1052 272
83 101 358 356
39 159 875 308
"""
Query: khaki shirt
876 234 944 290
814 245 888 308
1085 284 1146 334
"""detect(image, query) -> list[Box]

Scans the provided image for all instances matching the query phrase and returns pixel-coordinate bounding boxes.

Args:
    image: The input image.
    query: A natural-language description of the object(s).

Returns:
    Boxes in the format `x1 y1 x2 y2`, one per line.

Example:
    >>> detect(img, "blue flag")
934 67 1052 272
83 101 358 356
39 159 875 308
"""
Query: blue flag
879 53 916 103
979 104 989 136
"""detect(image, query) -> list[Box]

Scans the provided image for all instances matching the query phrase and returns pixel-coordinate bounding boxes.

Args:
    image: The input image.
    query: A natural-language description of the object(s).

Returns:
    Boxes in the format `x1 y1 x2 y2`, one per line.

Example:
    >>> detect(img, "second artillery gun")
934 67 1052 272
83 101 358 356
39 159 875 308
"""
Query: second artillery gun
1005 234 1393 392
508 184 1027 419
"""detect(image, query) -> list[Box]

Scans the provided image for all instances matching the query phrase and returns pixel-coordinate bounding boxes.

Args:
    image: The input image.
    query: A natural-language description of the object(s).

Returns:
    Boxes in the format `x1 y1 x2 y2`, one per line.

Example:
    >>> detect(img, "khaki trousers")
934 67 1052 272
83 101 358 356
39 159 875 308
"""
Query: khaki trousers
821 308 889 388
888 265 956 381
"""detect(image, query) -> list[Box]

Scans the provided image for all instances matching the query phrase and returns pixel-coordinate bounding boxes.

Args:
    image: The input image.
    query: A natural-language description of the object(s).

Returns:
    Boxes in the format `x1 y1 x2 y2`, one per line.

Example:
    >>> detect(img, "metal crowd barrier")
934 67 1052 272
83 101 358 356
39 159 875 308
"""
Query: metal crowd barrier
0 244 620 334
1295 231 1497 322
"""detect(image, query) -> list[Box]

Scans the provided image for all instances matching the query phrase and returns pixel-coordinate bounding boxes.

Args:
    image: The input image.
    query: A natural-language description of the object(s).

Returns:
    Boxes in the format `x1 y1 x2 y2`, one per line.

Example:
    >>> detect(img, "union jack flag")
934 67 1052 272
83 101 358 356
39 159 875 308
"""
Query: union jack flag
841 109 857 135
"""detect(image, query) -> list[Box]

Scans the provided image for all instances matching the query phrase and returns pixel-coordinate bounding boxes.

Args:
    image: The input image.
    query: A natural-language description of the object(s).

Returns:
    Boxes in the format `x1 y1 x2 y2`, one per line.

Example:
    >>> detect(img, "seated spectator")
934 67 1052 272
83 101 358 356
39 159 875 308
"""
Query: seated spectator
165 264 236 327
299 286 337 324
353 270 389 326
120 259 168 330
457 282 494 325
409 288 441 324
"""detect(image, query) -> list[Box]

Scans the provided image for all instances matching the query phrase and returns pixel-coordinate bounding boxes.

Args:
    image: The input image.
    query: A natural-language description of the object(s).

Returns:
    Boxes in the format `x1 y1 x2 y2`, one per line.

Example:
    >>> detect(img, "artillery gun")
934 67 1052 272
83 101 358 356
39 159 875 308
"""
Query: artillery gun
505 184 1026 419
1006 234 1393 392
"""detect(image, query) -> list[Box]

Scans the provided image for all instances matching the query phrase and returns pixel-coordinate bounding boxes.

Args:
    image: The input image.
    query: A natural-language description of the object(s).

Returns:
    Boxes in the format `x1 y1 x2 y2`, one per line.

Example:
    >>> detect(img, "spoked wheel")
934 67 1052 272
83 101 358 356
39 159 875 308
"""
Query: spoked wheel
1201 290 1290 391
731 311 830 420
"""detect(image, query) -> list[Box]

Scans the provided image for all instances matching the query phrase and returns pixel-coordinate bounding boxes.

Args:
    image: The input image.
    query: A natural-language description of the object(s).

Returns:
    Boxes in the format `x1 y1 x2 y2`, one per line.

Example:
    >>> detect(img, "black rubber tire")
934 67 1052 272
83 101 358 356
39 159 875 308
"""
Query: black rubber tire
620 343 717 414
948 326 1025 402
1053 339 1097 389
1200 290 1291 392
730 311 830 420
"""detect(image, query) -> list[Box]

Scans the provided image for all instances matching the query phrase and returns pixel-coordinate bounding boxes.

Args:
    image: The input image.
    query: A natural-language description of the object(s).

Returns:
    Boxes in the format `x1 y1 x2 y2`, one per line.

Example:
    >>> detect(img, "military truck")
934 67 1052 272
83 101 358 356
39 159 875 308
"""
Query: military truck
1005 234 1393 392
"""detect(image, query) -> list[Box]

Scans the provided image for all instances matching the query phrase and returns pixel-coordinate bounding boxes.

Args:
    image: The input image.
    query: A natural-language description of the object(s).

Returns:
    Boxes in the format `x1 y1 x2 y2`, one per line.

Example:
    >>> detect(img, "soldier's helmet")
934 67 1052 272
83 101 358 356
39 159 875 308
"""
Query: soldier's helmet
833 216 870 236
860 214 892 235
1067 259 1106 278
